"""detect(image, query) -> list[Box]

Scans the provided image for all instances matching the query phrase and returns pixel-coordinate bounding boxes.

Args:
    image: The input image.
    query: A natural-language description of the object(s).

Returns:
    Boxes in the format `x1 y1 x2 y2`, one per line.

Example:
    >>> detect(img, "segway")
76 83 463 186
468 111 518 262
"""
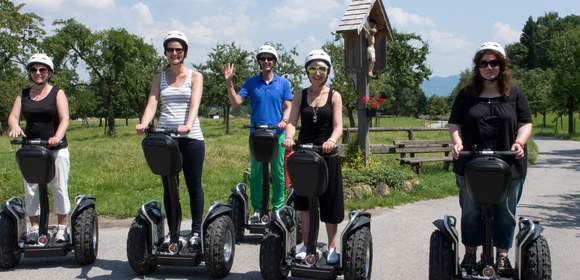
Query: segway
228 124 301 243
126 128 235 278
0 139 98 268
259 144 373 280
429 149 551 280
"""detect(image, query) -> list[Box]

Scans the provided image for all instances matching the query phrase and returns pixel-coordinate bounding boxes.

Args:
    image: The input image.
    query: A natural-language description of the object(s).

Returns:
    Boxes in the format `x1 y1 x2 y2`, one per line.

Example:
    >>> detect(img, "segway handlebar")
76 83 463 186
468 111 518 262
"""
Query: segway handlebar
243 124 279 130
458 150 518 159
10 138 63 146
144 127 179 135
293 143 338 154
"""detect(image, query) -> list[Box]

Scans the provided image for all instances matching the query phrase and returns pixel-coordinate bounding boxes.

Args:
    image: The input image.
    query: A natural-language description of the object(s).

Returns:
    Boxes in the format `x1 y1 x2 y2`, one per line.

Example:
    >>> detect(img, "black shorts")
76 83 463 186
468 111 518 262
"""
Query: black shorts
293 155 344 224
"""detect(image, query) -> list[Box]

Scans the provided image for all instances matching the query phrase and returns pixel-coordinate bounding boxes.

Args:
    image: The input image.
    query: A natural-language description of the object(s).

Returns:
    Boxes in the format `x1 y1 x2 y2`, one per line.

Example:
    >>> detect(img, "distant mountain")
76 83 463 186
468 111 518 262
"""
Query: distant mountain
421 75 459 97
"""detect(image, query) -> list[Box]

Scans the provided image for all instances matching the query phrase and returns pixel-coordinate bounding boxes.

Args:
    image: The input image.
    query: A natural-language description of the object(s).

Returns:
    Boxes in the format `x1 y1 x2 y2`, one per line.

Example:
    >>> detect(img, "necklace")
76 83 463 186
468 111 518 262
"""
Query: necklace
309 88 323 123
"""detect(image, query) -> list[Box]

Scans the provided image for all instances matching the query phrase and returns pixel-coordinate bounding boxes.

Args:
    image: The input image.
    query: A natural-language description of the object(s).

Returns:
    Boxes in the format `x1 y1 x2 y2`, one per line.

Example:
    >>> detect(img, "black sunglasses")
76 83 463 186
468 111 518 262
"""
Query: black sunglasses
478 59 500 68
258 56 275 62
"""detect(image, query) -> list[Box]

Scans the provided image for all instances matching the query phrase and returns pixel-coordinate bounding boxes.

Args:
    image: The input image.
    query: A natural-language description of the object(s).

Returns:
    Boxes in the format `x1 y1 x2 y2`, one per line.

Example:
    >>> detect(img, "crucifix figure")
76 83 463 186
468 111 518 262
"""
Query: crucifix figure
364 21 377 78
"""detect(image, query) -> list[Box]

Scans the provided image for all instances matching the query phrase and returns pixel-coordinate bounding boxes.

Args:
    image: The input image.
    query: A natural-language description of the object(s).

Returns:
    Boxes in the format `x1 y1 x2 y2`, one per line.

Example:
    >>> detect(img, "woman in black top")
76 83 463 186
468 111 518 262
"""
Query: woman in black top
284 49 344 264
7 53 71 243
448 42 533 273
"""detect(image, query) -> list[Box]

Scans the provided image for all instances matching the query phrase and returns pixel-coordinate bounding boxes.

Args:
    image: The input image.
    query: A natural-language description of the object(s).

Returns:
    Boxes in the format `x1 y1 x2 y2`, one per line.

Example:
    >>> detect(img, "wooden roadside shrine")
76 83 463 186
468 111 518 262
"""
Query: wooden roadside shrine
336 0 393 164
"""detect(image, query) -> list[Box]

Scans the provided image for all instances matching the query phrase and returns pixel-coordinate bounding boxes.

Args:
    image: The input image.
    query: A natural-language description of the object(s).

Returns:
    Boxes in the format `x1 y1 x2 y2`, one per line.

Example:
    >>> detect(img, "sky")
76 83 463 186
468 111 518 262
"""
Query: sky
17 0 580 78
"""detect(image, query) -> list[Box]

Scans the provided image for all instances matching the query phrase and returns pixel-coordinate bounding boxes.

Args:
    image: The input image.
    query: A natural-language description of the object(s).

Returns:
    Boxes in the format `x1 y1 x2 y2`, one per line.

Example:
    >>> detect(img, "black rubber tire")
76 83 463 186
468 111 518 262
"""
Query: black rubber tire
343 226 373 280
229 195 245 242
73 207 98 265
204 215 235 278
126 217 156 275
259 230 289 280
0 212 21 268
522 235 551 280
428 230 454 280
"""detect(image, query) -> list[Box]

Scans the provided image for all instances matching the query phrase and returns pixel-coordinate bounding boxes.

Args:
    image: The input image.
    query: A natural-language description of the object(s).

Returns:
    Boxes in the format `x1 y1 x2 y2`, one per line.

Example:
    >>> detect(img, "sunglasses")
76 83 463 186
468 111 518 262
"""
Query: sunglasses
29 67 49 74
166 47 184 54
307 66 328 75
478 59 500 68
258 56 275 62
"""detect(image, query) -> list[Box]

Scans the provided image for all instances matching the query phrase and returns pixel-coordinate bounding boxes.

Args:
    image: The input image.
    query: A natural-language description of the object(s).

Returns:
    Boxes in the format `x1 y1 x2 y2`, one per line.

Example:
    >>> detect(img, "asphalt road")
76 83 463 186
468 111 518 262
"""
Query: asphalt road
1 136 578 279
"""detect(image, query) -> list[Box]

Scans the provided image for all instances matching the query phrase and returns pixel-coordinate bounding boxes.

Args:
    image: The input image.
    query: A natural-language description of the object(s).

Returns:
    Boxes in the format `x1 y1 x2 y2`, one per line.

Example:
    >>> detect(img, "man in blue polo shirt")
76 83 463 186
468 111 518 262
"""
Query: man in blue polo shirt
224 44 293 223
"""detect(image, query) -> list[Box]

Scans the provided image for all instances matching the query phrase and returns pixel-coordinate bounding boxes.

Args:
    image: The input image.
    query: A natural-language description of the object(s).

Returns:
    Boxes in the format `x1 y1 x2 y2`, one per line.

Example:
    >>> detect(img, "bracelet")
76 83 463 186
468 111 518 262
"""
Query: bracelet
514 140 525 149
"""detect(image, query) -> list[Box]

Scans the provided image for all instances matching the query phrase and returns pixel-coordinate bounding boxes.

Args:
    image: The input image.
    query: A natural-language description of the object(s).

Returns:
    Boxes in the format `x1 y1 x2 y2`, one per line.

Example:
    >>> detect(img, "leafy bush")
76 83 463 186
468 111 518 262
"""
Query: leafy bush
343 161 415 190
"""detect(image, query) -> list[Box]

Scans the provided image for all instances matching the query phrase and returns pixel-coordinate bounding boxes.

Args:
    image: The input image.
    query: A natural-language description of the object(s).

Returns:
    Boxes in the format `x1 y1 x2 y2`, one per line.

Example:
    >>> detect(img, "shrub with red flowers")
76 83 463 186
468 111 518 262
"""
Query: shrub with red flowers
361 95 386 109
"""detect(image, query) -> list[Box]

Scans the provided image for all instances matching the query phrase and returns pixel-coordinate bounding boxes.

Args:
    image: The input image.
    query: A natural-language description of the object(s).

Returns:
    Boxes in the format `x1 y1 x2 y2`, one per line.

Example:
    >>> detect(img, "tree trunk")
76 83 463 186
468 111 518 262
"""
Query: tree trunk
107 101 116 136
542 112 546 127
99 117 103 127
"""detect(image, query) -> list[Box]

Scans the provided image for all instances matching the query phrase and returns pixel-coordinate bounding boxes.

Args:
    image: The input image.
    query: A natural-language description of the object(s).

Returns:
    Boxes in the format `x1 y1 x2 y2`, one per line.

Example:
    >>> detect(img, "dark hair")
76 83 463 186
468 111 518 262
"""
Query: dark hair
163 39 187 69
465 50 511 97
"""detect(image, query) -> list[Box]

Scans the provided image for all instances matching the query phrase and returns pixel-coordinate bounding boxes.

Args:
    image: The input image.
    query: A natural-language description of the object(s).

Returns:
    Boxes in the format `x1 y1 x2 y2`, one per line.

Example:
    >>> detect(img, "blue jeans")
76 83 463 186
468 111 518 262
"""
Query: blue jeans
162 138 205 234
456 175 524 250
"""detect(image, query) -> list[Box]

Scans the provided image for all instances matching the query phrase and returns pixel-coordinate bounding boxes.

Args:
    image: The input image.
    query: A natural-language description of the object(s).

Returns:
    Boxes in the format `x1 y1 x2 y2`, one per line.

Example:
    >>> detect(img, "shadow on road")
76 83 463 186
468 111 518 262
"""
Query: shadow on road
519 192 580 230
534 149 580 172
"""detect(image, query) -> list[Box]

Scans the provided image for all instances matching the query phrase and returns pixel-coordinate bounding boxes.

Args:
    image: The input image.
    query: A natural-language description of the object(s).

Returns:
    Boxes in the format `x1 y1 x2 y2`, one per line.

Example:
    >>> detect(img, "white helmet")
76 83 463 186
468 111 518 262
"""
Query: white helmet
26 53 54 71
163 30 189 51
256 44 278 61
304 49 332 68
477 41 506 58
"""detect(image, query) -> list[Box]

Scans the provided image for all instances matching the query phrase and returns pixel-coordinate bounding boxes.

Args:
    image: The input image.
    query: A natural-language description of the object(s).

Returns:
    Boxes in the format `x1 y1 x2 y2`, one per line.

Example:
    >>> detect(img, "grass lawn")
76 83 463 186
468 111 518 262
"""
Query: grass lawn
0 115 457 218
532 113 580 141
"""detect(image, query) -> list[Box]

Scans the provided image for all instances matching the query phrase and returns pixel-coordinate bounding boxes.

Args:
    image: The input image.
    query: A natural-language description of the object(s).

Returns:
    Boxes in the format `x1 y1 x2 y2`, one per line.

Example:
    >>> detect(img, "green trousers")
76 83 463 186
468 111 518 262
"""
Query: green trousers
250 133 286 211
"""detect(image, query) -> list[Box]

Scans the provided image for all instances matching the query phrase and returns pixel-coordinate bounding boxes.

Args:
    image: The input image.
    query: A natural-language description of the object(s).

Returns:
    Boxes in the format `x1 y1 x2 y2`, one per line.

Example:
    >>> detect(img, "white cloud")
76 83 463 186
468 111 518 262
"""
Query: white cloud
75 0 115 9
386 7 435 29
492 22 521 45
269 0 342 30
130 3 154 26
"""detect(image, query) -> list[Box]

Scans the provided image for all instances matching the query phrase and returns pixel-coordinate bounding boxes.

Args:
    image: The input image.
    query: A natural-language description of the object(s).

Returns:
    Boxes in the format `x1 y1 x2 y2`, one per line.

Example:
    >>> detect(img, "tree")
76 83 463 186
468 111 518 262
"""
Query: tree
45 19 163 135
512 67 554 128
549 26 580 134
198 42 253 133
383 31 432 116
0 0 44 131
426 95 449 118
266 43 303 91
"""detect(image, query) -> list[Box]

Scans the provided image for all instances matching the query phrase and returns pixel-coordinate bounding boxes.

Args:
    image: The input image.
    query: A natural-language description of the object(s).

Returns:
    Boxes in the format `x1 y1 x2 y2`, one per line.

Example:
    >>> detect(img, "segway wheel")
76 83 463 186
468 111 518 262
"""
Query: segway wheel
0 212 21 268
259 230 289 280
228 195 245 242
522 235 551 280
73 207 98 265
428 230 454 280
343 226 373 280
127 217 156 274
204 215 235 278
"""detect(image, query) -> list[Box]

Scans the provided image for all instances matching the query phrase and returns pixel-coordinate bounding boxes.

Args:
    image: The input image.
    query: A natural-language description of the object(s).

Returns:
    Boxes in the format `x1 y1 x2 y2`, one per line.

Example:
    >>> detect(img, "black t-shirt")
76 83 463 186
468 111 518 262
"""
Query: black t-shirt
298 88 334 146
448 85 532 177
21 86 68 149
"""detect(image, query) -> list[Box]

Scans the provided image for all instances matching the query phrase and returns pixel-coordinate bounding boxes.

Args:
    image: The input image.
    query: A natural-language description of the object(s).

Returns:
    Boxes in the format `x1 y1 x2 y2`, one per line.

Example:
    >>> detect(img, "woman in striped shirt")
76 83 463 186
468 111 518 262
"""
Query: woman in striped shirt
136 30 205 247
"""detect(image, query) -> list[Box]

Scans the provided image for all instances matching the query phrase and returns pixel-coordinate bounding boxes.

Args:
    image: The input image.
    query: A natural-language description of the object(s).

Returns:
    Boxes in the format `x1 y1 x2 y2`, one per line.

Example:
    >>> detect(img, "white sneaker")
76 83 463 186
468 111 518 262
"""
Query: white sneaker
189 232 201 247
55 224 69 242
249 211 261 224
27 225 39 243
327 248 339 264
295 245 307 260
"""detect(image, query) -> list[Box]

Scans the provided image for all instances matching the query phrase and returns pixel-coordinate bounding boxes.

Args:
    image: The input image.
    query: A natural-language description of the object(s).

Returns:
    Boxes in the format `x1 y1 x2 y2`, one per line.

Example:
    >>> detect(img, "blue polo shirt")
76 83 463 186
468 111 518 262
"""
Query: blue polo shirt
239 74 293 133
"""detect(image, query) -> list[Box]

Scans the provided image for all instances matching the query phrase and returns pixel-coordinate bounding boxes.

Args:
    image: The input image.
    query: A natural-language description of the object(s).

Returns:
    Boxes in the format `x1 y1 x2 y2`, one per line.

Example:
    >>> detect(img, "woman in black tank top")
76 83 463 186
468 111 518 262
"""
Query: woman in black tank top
283 49 345 263
7 53 71 242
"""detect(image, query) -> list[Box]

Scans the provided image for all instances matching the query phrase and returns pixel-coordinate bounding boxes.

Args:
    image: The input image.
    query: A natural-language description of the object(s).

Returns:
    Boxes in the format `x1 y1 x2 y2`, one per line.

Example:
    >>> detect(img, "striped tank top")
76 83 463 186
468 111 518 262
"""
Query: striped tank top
158 69 204 140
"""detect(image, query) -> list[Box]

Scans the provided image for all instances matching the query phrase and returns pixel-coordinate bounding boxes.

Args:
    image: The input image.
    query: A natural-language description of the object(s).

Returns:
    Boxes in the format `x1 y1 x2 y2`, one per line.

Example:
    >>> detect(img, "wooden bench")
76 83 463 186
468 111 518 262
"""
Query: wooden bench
394 140 453 174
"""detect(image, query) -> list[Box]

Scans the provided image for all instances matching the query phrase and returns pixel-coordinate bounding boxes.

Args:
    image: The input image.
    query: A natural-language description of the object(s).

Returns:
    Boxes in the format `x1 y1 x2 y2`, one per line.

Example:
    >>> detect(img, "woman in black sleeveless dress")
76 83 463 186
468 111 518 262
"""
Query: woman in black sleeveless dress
283 49 344 264
7 53 71 243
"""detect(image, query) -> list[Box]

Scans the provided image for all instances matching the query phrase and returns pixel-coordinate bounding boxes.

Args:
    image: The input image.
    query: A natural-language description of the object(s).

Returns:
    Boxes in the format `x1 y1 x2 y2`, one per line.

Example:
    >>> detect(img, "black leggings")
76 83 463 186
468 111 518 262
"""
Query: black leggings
162 138 205 234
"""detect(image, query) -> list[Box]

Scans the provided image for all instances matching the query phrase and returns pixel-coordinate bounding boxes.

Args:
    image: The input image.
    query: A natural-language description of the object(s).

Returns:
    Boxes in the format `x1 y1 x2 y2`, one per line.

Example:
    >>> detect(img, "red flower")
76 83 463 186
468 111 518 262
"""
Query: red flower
371 102 380 109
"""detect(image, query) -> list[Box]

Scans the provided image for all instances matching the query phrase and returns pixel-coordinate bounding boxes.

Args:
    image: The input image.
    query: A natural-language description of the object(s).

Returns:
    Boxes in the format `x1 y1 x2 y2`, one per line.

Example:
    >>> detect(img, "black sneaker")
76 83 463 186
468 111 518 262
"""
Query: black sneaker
496 252 513 275
461 252 477 273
